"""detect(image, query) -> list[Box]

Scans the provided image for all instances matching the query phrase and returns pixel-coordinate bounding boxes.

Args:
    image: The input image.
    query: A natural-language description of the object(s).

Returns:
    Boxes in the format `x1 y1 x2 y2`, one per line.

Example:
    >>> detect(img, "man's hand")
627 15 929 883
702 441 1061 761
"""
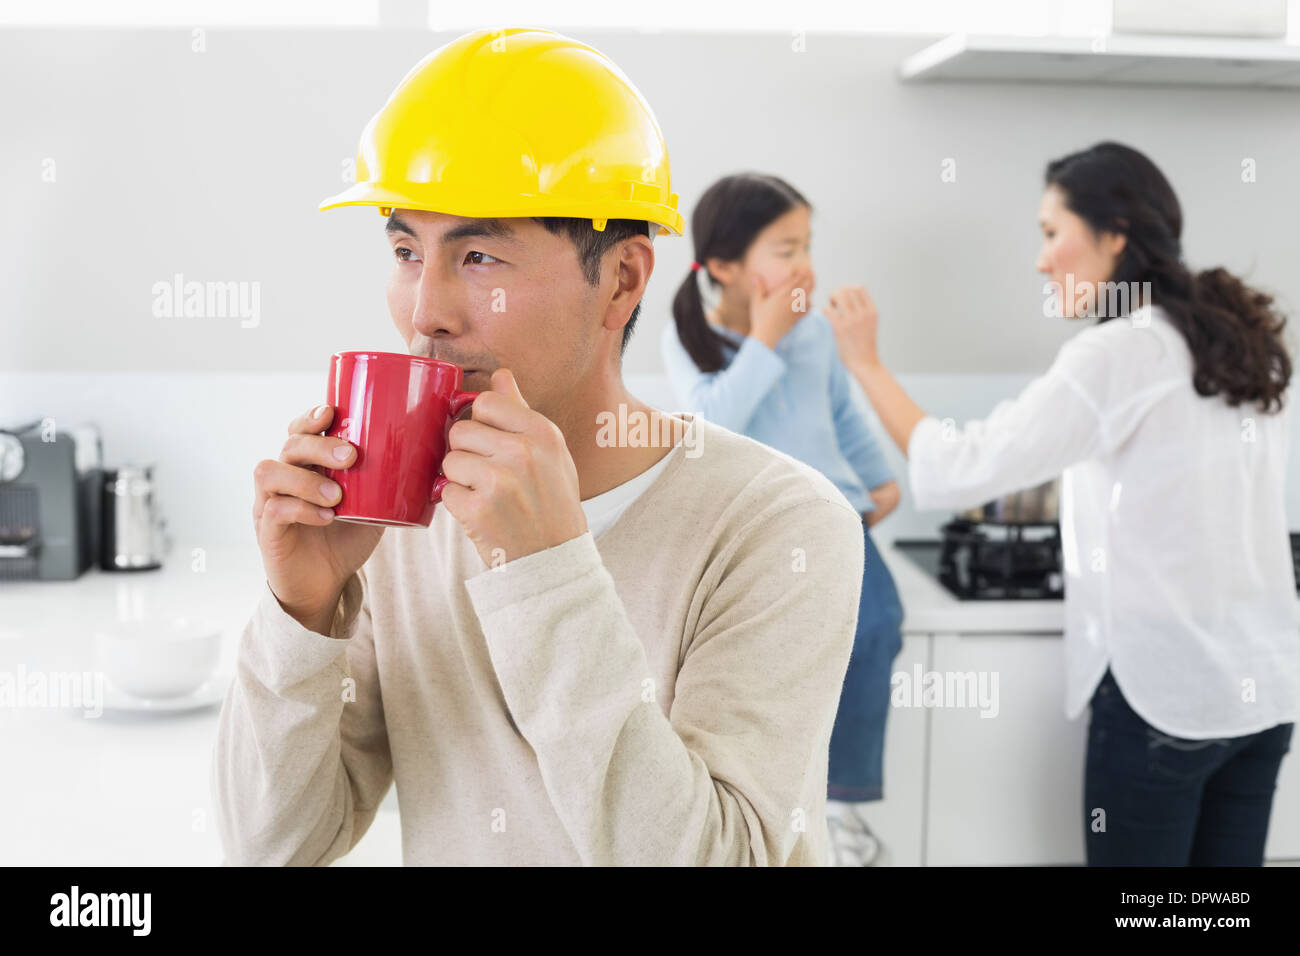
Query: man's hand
253 404 385 634
825 283 881 372
438 368 589 567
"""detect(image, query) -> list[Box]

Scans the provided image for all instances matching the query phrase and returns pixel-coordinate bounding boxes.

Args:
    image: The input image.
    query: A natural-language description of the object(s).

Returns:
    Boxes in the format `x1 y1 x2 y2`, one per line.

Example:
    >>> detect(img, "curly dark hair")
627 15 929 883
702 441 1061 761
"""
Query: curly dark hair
1046 142 1291 413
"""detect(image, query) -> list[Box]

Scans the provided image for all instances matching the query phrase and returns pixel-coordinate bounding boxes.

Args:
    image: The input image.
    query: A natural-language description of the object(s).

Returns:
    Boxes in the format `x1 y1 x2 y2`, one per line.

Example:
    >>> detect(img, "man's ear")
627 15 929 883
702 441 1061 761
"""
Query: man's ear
602 234 653 334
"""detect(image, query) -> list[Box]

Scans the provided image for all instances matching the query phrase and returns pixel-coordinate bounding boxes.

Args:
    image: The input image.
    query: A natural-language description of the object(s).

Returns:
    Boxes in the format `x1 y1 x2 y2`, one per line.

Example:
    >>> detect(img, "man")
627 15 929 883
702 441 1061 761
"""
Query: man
212 27 865 866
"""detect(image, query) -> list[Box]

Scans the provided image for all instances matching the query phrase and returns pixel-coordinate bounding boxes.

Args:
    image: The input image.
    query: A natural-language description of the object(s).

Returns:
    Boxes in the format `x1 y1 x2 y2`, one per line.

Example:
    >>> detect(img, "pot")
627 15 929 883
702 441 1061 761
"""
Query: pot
956 477 1060 525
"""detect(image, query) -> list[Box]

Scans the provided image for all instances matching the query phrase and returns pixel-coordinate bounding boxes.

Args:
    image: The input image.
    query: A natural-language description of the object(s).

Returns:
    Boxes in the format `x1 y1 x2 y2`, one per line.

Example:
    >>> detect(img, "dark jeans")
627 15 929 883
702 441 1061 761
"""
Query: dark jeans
827 522 904 802
1084 667 1294 866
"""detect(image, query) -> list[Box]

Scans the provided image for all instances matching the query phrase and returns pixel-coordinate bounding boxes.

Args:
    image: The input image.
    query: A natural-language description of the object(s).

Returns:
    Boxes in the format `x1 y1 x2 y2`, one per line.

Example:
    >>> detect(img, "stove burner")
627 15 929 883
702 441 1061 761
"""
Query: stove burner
937 518 1064 600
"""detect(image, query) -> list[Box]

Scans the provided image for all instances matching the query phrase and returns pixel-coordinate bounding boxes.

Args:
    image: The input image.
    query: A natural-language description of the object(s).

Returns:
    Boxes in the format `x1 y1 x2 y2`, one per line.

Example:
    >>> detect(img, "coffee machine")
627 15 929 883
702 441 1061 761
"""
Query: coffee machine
0 419 103 581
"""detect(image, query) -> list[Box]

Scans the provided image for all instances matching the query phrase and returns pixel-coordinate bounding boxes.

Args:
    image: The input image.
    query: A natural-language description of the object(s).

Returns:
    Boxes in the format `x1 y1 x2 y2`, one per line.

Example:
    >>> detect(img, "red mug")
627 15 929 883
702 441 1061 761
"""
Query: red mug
320 350 479 527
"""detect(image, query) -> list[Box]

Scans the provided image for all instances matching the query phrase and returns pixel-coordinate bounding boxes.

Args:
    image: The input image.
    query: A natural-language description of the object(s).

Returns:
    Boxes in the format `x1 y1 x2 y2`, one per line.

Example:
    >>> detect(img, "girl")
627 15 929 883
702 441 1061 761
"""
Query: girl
661 172 904 866
833 141 1297 865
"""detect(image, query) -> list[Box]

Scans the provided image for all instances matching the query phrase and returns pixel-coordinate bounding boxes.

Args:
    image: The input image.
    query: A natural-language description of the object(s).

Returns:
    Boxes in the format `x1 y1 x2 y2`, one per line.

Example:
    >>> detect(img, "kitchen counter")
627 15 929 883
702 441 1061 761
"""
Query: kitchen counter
0 544 401 866
880 535 1300 636
878 538 1065 634
3 539 1295 865
0 537 1073 867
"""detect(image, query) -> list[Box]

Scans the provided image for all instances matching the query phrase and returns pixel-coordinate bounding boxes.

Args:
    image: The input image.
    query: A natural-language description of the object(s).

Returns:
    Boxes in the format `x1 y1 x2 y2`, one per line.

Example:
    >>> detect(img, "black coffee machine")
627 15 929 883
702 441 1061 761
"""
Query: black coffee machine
0 420 103 581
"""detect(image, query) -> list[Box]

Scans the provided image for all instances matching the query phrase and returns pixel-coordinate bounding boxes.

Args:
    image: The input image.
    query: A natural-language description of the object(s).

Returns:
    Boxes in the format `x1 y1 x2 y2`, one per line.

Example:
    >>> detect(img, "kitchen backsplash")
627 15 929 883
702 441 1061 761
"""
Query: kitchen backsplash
5 365 1297 553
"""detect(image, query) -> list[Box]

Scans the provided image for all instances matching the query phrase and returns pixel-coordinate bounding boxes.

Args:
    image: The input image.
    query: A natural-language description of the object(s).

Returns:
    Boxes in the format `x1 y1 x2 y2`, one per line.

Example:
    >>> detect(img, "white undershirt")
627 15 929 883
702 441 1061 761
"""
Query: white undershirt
581 443 678 540
908 304 1298 738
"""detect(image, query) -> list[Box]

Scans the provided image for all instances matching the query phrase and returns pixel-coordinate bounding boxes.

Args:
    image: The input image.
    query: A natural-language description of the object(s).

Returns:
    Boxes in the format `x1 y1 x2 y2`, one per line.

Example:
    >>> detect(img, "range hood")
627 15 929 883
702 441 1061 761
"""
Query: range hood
898 33 1300 88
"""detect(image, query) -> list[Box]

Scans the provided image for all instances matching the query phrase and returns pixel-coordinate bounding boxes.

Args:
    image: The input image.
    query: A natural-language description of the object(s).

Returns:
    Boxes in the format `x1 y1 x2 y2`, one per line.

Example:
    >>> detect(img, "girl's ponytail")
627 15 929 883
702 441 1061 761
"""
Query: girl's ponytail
672 266 732 374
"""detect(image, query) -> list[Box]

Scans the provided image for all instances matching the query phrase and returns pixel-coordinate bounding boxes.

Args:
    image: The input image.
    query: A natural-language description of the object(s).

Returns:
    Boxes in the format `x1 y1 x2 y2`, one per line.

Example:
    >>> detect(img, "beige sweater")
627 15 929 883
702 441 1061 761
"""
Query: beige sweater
211 414 866 865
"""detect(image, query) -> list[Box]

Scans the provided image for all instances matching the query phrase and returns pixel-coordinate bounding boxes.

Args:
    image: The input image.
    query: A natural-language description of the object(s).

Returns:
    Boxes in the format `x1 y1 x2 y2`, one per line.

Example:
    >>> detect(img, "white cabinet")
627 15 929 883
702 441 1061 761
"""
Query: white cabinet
326 624 1300 866
924 632 1087 866
855 632 928 866
915 630 1300 865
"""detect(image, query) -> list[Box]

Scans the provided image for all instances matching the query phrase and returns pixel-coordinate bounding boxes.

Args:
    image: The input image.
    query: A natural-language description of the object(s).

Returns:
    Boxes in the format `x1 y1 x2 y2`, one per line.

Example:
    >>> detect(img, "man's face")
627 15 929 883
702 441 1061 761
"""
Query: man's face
384 210 604 417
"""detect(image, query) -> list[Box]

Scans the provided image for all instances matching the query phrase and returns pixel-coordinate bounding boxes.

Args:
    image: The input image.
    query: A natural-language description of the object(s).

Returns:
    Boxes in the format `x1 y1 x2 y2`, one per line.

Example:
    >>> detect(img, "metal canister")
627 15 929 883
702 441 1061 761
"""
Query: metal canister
100 465 169 571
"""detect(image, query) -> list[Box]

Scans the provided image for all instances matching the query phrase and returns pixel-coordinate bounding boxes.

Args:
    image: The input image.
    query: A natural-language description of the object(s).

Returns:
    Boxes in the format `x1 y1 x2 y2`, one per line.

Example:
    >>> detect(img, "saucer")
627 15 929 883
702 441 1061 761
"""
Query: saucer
99 672 232 714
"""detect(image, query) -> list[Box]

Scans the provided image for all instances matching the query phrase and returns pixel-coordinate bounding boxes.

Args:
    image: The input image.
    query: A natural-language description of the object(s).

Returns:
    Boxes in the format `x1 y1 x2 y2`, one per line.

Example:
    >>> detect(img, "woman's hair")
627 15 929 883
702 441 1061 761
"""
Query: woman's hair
1045 141 1290 412
672 173 810 373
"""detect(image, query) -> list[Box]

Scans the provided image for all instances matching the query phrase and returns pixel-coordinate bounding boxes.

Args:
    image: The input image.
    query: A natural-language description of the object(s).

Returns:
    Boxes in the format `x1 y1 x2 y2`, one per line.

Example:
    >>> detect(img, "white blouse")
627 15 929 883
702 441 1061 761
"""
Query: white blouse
907 304 1299 739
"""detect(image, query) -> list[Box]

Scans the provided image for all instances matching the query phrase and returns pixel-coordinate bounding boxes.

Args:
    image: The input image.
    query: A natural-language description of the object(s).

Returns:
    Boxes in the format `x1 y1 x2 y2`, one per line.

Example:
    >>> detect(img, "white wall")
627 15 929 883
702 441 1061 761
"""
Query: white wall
3 28 1298 377
4 27 1300 549
6 368 1300 549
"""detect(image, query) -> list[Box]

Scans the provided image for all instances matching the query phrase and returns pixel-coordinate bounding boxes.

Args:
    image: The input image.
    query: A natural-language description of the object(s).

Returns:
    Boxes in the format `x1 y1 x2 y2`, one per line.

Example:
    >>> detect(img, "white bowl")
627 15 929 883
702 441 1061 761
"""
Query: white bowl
94 616 223 700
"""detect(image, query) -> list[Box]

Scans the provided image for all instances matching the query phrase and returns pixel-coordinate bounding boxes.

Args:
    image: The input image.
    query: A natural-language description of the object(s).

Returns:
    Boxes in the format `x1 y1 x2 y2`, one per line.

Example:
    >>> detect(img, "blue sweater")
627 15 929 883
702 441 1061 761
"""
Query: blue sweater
660 310 894 514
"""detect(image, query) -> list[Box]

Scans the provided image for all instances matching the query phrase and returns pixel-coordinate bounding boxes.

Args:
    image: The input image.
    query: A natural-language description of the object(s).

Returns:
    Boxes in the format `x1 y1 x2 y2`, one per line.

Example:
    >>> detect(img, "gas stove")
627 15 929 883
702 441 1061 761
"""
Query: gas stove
894 518 1065 601
898 525 1300 601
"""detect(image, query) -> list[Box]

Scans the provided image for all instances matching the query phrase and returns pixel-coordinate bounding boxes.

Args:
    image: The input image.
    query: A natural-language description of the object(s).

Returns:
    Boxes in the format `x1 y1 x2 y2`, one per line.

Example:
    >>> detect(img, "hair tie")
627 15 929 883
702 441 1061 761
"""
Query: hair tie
690 260 702 272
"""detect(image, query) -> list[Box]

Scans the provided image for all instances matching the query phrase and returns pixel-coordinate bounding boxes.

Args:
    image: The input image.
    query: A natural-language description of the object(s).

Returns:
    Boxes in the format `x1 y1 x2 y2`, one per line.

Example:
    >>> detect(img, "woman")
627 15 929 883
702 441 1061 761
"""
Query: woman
830 141 1297 866
661 172 904 866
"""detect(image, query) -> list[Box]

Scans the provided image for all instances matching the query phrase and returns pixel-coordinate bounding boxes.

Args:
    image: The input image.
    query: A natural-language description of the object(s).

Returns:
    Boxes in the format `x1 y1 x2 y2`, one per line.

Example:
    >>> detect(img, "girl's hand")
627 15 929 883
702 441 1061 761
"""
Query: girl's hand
825 284 880 370
749 268 814 350
865 479 900 527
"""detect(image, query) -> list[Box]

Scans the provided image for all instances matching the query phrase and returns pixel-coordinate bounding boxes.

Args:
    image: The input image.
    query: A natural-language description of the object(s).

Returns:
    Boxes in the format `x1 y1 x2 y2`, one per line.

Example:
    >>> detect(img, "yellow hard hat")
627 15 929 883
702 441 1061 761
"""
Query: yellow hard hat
319 27 684 237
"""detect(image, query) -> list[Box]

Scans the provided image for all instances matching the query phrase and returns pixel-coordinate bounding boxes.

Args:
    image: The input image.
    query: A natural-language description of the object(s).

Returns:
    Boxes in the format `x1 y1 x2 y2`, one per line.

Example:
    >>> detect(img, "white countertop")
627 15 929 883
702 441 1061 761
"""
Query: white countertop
878 539 1066 635
0 543 400 866
0 536 1178 865
879 536 1300 636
